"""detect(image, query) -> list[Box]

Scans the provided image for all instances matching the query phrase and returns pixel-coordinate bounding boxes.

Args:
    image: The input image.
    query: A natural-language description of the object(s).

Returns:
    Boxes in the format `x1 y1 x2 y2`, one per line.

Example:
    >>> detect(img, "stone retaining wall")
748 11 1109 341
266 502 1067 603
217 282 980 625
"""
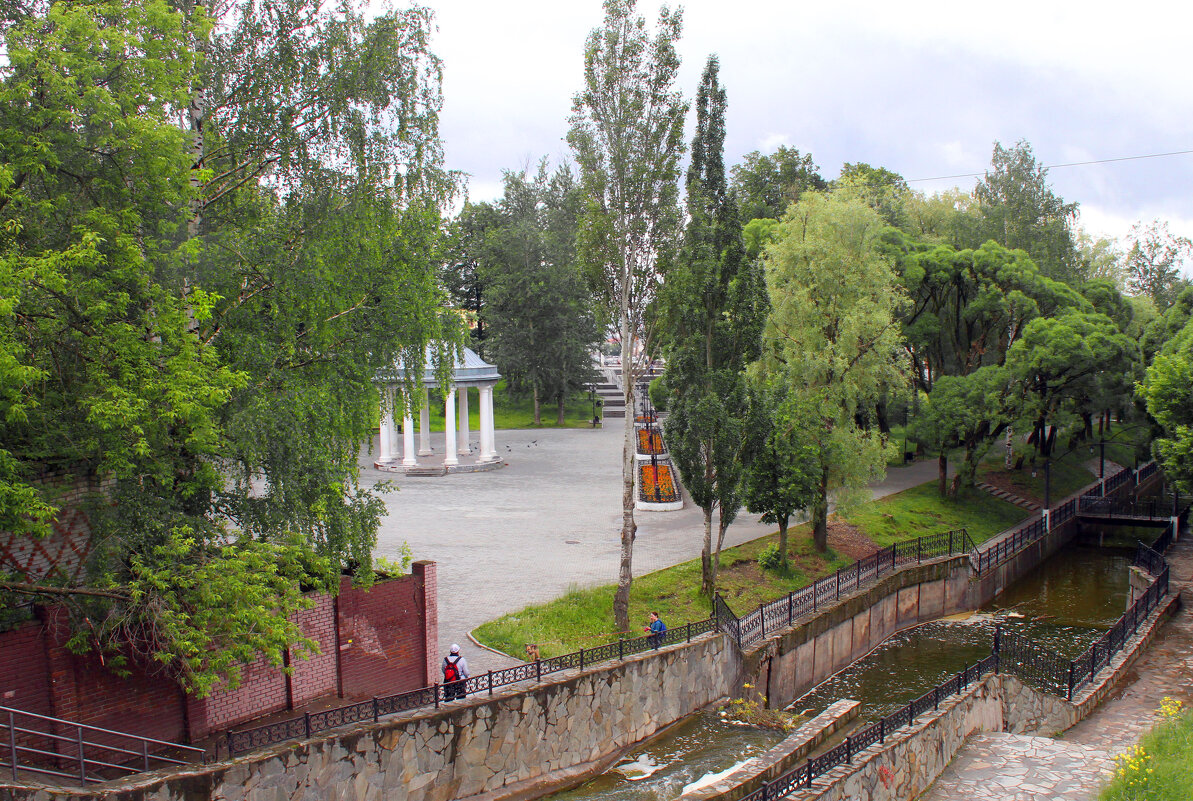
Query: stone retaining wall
0 633 737 801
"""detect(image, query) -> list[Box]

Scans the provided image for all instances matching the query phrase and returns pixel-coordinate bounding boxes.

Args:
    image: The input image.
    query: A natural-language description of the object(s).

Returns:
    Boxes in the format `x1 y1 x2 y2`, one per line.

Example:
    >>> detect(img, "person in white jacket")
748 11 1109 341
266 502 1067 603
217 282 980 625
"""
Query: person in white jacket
442 643 470 700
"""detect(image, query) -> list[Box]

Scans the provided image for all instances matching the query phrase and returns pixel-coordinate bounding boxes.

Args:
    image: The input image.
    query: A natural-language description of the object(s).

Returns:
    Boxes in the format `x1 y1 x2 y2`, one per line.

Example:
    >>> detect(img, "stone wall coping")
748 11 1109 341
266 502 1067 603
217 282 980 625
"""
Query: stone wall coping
679 700 860 801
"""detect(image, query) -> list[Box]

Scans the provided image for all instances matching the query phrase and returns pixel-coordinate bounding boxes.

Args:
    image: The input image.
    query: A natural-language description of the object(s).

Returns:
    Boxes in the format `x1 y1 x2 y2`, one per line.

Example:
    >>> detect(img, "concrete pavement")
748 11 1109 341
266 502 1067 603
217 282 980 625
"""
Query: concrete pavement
360 423 945 674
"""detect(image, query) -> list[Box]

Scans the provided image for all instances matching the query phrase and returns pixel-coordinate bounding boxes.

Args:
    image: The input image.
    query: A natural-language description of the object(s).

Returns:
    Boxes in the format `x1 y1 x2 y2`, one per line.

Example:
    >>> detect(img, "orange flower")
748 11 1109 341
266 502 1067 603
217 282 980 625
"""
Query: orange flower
636 429 665 454
639 464 678 502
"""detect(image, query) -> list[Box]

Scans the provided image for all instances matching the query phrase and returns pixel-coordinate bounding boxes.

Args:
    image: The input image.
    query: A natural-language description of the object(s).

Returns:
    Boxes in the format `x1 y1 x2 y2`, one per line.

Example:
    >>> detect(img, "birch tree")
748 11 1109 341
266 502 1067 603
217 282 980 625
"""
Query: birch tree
568 0 686 630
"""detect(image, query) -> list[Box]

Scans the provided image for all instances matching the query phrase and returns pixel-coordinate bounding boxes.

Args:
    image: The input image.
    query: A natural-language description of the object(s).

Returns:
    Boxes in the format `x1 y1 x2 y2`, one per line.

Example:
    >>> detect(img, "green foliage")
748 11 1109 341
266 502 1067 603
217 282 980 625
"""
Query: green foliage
478 162 599 424
756 543 783 572
1126 220 1193 310
1098 699 1193 801
0 0 460 692
568 0 687 630
374 543 413 577
657 56 769 599
972 140 1080 284
730 146 827 221
1141 318 1193 492
648 376 667 412
759 192 908 549
844 483 1028 546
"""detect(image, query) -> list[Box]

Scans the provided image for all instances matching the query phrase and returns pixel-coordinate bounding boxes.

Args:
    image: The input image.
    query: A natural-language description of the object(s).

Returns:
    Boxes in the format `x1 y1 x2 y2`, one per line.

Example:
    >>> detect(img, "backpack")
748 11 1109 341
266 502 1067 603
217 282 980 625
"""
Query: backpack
443 656 461 683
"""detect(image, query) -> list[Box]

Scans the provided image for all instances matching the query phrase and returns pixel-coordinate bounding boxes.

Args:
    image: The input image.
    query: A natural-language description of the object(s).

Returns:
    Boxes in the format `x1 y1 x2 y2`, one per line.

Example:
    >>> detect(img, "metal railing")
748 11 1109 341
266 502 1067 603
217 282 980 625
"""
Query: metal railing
738 654 999 800
0 705 205 784
227 617 717 755
993 521 1173 702
718 529 974 650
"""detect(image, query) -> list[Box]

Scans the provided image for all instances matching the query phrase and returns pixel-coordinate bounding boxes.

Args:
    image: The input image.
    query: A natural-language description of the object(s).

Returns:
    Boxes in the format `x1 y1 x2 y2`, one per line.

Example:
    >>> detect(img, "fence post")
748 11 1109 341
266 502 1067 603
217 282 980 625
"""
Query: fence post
879 717 885 745
813 582 817 612
759 780 768 801
434 683 440 709
788 592 794 625
933 687 939 710
993 625 1001 674
618 639 624 660
580 648 585 669
759 604 766 637
142 739 150 771
917 537 922 564
845 735 852 763
77 725 86 783
9 709 19 780
806 757 814 788
537 657 543 681
687 621 692 642
949 530 954 554
836 568 841 601
372 697 380 722
304 712 311 738
488 670 494 696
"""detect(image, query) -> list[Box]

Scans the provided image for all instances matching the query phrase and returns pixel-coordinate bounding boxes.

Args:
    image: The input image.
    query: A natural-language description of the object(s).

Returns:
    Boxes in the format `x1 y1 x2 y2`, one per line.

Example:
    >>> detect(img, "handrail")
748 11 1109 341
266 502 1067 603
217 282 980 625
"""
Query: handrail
1 704 205 784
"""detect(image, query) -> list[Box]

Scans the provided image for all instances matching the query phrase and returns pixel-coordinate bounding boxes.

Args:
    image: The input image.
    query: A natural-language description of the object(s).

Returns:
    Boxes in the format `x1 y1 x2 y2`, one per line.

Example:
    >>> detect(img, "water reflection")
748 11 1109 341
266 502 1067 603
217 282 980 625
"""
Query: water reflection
790 545 1132 721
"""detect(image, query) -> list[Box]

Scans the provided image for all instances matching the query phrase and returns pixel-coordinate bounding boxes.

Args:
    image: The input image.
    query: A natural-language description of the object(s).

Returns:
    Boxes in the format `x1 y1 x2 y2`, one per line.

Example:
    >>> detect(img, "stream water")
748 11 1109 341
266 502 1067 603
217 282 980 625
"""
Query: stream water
543 544 1132 801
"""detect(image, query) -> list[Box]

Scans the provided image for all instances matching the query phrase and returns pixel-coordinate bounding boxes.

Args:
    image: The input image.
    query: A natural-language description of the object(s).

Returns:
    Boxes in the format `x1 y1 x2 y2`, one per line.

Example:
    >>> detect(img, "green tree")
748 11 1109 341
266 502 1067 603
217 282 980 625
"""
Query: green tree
972 140 1080 284
482 162 599 424
442 201 502 353
743 387 818 571
1126 220 1193 310
759 193 906 551
834 162 910 228
1140 318 1193 490
568 0 687 631
656 56 767 598
730 145 827 222
0 0 459 693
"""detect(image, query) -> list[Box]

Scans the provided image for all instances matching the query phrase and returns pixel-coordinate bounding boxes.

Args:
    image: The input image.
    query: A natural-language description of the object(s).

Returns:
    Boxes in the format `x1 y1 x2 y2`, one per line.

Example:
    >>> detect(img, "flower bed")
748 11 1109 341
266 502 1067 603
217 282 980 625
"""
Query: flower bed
638 463 679 503
636 428 666 456
635 413 657 424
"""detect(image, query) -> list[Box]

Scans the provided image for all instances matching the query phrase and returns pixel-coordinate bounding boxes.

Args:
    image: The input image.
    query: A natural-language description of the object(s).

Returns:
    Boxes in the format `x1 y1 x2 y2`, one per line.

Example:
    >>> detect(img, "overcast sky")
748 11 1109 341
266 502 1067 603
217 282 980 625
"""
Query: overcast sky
425 0 1193 245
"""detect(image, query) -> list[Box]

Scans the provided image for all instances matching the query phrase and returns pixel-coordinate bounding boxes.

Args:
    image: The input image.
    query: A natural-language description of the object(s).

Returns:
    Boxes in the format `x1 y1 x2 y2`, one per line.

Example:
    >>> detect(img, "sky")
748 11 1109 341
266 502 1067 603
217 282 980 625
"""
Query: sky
425 0 1193 246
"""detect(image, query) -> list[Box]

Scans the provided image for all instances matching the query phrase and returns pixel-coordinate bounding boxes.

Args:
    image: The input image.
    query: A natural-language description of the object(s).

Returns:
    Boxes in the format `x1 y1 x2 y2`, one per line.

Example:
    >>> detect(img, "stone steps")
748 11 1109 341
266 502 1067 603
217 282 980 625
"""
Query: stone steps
975 482 1041 511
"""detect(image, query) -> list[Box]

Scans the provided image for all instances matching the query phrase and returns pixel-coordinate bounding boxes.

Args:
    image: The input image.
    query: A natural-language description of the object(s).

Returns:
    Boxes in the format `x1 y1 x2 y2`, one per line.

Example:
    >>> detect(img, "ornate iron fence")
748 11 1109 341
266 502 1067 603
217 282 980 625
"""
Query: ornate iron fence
718 529 973 650
736 654 999 801
227 617 717 755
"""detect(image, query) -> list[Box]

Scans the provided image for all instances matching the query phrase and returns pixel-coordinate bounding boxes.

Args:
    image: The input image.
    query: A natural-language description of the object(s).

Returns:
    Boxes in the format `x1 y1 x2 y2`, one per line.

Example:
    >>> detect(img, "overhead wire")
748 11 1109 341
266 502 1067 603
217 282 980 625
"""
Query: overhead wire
905 148 1193 184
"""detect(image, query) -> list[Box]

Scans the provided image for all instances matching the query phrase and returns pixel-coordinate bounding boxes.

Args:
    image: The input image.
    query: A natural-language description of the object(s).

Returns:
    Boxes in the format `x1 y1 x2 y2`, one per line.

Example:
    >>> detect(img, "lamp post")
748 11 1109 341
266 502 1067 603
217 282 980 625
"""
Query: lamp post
1044 457 1051 511
1099 439 1105 479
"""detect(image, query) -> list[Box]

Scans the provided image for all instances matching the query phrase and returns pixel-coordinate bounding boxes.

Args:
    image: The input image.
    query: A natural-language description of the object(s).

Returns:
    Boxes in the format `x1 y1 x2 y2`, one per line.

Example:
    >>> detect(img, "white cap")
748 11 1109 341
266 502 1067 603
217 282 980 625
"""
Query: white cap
450 643 460 654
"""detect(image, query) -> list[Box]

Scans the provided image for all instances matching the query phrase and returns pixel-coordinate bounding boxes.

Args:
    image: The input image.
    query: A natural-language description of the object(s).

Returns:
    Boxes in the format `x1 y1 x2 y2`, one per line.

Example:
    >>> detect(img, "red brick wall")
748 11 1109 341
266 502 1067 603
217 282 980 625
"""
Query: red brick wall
0 472 107 584
336 563 435 698
288 593 339 706
0 562 438 743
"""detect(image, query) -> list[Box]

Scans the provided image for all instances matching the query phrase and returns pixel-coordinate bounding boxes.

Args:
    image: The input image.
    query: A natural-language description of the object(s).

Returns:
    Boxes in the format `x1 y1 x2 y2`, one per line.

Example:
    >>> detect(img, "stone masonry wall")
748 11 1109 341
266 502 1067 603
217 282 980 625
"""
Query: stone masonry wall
0 633 737 801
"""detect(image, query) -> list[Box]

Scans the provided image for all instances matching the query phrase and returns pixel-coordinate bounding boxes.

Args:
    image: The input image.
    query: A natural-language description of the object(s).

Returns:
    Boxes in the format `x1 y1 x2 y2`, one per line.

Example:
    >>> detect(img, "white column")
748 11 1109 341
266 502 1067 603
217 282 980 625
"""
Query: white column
480 384 497 461
387 388 401 457
444 388 458 467
402 412 417 466
378 395 392 462
418 386 432 456
457 387 471 455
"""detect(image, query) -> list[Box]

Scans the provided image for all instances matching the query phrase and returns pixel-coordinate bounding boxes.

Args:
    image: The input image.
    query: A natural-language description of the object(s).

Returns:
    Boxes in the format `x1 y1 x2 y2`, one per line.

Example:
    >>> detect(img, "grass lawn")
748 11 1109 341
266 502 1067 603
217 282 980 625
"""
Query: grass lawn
1099 702 1193 801
842 484 1029 546
473 530 851 659
420 382 597 431
976 448 1099 505
475 473 1032 658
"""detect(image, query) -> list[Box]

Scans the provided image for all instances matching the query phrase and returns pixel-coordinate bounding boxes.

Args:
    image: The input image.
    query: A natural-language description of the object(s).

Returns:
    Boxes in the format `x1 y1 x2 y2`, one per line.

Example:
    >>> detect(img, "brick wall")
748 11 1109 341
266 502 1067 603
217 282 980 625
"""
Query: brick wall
0 471 105 584
336 563 435 698
0 563 438 744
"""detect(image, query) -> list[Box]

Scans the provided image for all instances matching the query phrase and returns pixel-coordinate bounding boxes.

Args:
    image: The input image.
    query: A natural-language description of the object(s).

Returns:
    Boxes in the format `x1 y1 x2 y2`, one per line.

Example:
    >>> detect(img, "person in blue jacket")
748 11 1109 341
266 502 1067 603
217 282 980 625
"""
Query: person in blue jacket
644 611 667 649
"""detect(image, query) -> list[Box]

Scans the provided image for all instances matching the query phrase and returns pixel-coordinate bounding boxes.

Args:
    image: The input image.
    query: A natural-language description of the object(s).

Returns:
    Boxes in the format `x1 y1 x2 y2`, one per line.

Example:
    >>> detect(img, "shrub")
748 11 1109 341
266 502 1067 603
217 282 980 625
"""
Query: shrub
758 543 783 571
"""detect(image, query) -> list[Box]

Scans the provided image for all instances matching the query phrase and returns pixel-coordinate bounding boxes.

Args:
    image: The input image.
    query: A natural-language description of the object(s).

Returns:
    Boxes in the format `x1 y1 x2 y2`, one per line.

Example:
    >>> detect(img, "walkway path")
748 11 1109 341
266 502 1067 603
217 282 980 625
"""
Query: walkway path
361 425 946 673
917 536 1193 801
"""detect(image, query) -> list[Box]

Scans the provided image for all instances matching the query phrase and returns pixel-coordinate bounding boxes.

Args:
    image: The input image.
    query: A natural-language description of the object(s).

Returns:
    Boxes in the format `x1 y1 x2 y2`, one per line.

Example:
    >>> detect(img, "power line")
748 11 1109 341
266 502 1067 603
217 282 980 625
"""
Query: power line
906 148 1193 184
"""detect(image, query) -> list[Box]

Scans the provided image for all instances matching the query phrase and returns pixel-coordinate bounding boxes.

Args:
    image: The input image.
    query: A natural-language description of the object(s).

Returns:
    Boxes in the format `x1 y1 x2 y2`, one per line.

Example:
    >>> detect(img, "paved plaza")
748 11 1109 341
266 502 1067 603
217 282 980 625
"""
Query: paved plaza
360 422 941 673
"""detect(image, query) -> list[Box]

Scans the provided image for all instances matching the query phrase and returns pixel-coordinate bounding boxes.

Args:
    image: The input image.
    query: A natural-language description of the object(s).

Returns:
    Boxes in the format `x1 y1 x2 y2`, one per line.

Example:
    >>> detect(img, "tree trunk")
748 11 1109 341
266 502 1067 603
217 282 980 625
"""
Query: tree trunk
613 321 637 633
875 400 890 435
812 477 829 552
778 516 790 572
938 451 948 497
557 392 566 425
700 508 714 598
532 385 541 426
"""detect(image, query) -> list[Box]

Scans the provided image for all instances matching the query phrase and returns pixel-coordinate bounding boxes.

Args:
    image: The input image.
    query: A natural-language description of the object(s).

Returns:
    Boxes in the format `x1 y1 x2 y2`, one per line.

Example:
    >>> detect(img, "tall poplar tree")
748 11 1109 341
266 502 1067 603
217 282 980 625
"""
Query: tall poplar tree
568 0 687 631
657 56 767 599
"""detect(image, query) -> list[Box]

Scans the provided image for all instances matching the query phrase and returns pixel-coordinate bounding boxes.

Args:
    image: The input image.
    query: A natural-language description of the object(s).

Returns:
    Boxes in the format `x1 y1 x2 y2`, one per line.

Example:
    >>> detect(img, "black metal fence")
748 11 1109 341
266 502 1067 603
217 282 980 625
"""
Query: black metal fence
227 617 717 755
718 529 974 650
993 522 1173 702
1 705 206 784
737 655 999 800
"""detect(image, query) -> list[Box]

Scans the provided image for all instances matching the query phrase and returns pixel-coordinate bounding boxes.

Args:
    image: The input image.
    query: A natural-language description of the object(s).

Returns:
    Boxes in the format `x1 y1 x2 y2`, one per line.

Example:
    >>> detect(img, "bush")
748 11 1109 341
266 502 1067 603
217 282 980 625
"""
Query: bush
648 375 667 412
758 543 783 571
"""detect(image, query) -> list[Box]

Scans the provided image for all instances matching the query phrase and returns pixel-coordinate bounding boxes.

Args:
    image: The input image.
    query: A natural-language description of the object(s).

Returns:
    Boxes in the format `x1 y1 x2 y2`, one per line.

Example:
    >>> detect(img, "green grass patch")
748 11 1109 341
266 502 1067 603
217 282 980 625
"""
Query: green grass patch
421 382 598 431
1099 702 1193 801
842 484 1029 546
473 527 850 659
977 450 1097 504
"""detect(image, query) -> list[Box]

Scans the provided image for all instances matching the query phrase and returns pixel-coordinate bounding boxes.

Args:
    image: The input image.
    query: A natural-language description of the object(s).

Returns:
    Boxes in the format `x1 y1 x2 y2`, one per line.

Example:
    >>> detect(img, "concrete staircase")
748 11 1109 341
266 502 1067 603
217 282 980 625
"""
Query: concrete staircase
975 482 1041 511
